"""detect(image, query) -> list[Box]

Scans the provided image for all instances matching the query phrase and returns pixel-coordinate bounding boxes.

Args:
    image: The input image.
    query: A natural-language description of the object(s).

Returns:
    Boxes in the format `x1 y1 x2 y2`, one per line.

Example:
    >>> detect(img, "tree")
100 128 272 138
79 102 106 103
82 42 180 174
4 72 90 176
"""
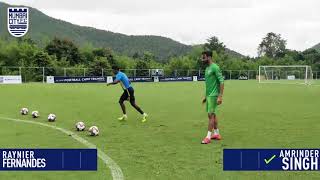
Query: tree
142 51 155 62
136 60 149 70
258 32 287 58
45 37 82 65
92 48 117 67
80 42 95 64
92 48 112 57
33 51 52 67
285 49 304 61
132 52 141 60
204 36 226 54
135 60 150 76
302 49 320 71
88 57 111 76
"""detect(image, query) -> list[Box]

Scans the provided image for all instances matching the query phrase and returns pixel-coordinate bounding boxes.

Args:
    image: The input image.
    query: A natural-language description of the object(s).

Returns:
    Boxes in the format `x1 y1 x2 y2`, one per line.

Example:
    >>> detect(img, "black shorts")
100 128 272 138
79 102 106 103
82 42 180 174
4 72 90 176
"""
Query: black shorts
119 87 135 103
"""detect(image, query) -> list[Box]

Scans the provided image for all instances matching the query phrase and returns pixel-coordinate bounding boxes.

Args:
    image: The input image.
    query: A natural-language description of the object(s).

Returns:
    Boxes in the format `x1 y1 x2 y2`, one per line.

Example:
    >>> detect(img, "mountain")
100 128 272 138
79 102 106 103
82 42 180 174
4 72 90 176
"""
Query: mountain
193 44 245 59
311 43 320 52
0 2 244 61
225 48 245 58
0 2 191 61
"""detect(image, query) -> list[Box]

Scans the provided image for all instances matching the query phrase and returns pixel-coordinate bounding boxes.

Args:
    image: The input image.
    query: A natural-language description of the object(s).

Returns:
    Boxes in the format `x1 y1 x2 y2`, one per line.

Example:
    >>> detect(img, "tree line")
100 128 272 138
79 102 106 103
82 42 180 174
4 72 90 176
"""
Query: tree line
0 32 319 79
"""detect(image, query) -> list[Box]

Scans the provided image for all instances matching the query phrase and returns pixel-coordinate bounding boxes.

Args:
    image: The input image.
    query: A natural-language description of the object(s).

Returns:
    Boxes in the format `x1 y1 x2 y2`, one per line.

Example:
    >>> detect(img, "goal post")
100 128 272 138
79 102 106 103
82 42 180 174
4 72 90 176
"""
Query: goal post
258 65 313 85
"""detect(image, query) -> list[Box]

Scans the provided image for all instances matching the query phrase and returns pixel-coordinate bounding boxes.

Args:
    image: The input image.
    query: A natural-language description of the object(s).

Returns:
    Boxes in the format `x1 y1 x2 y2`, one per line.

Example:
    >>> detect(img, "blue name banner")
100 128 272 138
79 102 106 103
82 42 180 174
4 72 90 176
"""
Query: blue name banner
54 76 106 83
224 149 320 171
0 149 97 171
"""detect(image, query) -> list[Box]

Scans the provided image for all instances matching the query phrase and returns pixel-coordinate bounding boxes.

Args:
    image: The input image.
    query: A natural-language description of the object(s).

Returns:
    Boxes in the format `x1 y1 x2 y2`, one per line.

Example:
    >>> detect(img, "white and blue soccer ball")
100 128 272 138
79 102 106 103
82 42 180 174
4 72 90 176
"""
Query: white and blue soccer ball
75 121 85 131
48 114 56 122
88 126 99 136
31 111 39 118
20 108 29 115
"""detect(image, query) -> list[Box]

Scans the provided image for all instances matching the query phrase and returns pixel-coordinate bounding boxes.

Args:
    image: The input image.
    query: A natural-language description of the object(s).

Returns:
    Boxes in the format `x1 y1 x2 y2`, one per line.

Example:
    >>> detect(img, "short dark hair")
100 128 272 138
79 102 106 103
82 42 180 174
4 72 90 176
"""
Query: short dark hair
202 51 212 57
112 65 120 71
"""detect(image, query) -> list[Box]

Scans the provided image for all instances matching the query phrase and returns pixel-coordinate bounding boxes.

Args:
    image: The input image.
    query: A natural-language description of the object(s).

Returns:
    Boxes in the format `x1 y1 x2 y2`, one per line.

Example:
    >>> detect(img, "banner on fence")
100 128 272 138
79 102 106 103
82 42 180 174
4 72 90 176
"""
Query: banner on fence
193 76 198 81
0 76 22 84
53 76 107 83
128 77 153 82
46 76 54 83
238 76 248 80
159 77 193 82
106 76 113 83
197 77 205 81
47 76 202 83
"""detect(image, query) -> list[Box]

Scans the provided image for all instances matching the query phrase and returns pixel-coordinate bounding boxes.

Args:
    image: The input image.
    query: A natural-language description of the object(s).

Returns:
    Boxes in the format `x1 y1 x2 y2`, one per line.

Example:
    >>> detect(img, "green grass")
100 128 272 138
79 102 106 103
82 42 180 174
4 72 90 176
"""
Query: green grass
0 81 319 180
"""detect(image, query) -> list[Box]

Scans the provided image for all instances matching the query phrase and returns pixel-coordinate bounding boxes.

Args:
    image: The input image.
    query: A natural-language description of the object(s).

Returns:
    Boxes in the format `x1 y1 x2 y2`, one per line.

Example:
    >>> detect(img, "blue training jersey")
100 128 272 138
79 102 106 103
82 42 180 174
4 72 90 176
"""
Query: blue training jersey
115 71 131 89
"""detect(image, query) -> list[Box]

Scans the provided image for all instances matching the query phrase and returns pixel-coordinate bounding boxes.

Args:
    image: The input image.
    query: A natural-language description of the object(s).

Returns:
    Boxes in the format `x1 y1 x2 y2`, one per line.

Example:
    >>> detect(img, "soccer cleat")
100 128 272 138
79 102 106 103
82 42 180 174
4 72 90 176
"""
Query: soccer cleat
211 134 222 140
141 113 148 123
201 137 211 144
118 115 127 121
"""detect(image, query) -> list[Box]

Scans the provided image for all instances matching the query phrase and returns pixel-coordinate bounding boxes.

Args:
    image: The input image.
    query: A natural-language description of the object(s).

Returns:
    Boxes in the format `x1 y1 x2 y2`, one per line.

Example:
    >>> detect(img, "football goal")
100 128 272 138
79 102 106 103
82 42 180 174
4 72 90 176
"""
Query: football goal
258 65 313 84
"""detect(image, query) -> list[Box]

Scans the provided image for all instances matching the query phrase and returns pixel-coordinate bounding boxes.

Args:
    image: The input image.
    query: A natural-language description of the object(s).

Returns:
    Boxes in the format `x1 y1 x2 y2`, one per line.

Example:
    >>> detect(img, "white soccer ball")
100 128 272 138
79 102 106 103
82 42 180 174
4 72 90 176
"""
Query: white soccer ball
75 122 85 131
48 114 56 122
20 108 29 115
31 111 39 118
88 126 99 136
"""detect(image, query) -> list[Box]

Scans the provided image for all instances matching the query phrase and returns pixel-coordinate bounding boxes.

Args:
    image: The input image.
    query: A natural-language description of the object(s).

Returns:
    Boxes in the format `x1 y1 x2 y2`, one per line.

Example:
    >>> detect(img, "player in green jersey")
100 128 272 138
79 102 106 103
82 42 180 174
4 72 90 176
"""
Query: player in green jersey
201 51 224 144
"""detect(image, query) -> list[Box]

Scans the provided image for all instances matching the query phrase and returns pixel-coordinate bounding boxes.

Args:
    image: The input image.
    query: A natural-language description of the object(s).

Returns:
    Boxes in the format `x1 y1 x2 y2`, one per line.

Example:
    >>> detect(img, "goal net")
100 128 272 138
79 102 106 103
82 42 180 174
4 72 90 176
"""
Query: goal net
258 65 313 84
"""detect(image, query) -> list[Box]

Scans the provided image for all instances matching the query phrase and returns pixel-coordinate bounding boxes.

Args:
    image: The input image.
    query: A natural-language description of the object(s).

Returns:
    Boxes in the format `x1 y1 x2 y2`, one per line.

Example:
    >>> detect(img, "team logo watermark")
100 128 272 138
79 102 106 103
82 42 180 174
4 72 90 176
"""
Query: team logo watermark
7 7 29 37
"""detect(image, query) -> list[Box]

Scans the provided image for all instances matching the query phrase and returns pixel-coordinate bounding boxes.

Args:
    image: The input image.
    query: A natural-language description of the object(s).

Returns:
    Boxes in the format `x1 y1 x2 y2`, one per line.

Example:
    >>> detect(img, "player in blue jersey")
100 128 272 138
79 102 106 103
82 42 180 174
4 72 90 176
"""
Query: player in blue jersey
107 66 148 122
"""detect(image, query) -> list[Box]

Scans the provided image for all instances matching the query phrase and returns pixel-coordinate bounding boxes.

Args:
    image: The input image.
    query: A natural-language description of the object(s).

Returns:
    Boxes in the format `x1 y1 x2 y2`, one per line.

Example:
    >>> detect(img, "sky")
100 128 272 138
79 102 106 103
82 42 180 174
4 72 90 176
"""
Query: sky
2 0 320 56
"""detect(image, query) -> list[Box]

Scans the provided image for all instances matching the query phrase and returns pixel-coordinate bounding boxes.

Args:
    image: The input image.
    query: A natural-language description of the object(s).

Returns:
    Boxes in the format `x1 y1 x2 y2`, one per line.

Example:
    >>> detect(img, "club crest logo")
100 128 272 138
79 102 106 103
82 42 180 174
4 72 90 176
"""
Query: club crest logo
7 7 29 37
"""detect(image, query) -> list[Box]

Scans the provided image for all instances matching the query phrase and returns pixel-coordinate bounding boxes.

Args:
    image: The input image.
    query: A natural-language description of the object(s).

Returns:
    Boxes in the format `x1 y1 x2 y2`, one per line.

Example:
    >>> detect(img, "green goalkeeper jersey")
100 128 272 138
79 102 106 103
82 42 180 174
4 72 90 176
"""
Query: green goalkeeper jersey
205 63 224 97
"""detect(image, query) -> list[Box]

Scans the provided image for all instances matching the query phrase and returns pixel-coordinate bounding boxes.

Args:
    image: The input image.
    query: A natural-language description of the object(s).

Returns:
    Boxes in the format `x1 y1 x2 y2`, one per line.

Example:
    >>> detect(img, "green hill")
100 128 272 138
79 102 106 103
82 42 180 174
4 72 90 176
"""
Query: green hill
311 43 320 52
225 48 245 58
0 2 192 61
0 2 244 61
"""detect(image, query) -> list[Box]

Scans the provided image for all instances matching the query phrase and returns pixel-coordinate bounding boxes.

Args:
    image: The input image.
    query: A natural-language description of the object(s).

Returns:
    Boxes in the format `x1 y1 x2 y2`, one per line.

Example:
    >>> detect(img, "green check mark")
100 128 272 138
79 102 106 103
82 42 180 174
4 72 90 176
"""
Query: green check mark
264 155 276 164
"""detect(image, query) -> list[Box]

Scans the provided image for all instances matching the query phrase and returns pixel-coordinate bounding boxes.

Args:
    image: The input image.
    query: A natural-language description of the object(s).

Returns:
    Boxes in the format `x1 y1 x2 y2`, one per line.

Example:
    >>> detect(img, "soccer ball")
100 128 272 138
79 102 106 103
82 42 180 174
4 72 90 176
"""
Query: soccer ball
31 111 39 118
48 114 56 122
20 108 29 115
88 126 99 136
75 122 85 131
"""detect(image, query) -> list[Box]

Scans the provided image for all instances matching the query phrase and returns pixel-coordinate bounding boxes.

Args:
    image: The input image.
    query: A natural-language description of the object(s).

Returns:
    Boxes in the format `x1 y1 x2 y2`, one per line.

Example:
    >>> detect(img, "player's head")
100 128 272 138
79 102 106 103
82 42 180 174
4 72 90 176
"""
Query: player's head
112 65 120 74
201 51 212 64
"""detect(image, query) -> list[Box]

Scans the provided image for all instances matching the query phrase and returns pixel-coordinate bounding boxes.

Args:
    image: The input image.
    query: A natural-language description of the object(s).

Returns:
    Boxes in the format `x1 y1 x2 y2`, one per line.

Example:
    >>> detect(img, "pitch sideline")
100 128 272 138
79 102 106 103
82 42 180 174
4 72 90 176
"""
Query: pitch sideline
0 116 124 180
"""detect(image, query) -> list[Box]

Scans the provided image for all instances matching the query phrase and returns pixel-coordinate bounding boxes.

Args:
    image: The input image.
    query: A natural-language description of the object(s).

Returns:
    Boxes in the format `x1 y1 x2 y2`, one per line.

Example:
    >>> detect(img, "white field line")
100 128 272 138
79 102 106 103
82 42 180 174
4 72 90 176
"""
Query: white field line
0 116 124 180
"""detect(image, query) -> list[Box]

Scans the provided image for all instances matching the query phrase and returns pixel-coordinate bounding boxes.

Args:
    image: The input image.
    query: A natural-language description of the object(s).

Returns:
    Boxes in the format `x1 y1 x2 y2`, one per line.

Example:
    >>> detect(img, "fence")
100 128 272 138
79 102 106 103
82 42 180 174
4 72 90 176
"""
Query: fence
0 66 319 83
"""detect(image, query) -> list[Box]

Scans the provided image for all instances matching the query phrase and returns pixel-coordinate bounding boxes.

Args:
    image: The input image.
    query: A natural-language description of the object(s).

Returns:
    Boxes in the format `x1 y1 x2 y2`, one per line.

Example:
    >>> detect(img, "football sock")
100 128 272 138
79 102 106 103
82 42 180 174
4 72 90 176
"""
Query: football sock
206 131 212 139
214 129 219 135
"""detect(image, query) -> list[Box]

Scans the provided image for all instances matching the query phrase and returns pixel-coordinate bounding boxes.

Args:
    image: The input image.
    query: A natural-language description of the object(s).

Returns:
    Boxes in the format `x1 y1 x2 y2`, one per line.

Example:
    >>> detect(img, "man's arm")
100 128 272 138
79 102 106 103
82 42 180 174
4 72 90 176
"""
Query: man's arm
216 66 224 105
107 80 120 86
217 83 224 105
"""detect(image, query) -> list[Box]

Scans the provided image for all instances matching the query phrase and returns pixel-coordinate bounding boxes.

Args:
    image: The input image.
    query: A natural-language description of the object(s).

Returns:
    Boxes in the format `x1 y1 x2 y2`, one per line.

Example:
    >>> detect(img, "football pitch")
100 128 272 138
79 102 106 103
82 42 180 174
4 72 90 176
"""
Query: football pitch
0 81 320 180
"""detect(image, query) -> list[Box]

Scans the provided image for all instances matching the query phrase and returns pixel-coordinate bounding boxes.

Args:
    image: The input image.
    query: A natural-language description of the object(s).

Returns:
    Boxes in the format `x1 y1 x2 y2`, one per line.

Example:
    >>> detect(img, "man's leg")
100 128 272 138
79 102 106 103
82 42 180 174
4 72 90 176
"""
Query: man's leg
129 100 144 114
212 114 221 140
202 113 214 144
208 113 215 134
202 96 215 144
118 91 128 120
119 100 126 114
128 88 148 122
129 100 148 122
